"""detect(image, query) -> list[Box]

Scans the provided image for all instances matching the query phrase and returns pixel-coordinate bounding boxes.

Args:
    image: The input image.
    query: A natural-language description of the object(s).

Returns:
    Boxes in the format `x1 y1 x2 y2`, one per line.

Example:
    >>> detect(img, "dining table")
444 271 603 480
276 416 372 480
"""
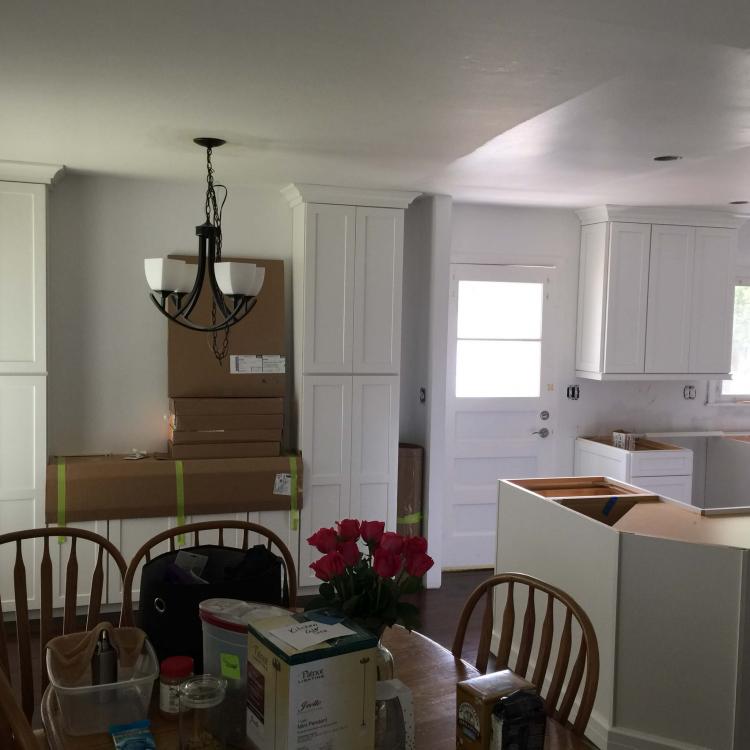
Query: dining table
41 626 596 749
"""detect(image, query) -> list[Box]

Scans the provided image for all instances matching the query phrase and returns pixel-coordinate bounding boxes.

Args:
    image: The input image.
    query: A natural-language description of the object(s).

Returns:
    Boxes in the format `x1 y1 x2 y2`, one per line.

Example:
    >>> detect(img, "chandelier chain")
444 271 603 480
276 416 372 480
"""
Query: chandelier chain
205 145 230 364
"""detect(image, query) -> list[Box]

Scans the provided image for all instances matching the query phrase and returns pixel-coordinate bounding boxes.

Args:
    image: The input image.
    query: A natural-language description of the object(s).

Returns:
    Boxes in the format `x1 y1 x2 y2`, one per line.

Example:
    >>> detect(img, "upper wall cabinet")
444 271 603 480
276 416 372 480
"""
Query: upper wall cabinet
0 182 47 374
284 185 418 376
575 206 743 380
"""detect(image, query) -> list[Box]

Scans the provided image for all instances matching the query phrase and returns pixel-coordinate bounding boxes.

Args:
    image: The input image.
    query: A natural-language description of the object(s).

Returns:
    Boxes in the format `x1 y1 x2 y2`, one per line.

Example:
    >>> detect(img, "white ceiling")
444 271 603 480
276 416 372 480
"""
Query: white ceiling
3 1 750 208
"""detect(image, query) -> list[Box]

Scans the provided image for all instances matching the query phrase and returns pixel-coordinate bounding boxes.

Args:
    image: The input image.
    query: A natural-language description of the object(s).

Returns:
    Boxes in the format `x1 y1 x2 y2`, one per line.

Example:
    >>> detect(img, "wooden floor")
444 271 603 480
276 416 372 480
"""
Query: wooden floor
5 569 492 728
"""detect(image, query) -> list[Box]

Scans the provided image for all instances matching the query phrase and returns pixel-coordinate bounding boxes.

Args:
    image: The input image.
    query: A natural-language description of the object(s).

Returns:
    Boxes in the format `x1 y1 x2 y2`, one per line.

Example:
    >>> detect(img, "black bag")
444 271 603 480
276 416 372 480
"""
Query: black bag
493 690 546 750
138 544 287 671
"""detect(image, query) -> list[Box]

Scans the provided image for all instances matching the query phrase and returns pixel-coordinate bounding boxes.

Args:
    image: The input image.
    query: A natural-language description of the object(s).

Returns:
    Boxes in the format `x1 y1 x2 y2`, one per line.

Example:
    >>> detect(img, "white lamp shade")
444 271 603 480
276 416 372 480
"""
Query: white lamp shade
215 262 258 296
144 258 192 293
249 267 265 297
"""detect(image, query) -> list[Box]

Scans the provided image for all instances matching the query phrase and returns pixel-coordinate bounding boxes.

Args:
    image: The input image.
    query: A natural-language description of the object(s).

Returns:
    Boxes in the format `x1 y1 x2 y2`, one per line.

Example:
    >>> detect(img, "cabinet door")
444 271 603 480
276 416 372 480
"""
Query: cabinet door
0 183 46 374
298 376 352 588
107 516 182 605
645 225 694 373
575 223 608 373
0 375 45 611
629 474 692 504
302 204 355 373
602 223 651 373
689 227 735 374
353 208 403 374
350 376 399 529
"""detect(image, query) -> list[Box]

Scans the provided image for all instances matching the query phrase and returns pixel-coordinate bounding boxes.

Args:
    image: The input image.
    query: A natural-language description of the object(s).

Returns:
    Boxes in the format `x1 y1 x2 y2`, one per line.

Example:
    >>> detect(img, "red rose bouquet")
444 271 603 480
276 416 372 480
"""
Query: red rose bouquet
305 519 434 635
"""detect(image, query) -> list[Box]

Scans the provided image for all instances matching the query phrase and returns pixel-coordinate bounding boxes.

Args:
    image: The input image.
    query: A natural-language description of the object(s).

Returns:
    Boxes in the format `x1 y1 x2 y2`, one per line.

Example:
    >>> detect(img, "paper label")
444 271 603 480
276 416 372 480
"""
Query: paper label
273 472 292 496
159 680 181 714
230 354 286 374
269 621 355 651
230 355 264 374
220 652 241 680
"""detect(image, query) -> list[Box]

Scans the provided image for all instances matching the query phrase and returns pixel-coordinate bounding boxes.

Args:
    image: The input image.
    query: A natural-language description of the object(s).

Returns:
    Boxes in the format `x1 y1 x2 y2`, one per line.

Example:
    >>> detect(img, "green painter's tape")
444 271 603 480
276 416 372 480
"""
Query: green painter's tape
289 457 299 531
397 512 422 526
57 458 67 544
175 460 186 546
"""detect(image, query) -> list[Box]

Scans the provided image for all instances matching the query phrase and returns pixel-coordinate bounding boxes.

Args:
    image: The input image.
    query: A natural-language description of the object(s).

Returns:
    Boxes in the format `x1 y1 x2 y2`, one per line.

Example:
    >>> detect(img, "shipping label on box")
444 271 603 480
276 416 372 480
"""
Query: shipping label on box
231 354 287 375
246 614 377 750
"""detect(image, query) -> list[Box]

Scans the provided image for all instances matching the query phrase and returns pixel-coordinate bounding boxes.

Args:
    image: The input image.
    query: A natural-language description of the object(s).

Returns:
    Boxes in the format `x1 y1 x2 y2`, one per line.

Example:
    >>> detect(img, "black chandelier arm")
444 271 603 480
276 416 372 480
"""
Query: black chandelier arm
177 229 210 319
206 241 232 318
148 291 257 332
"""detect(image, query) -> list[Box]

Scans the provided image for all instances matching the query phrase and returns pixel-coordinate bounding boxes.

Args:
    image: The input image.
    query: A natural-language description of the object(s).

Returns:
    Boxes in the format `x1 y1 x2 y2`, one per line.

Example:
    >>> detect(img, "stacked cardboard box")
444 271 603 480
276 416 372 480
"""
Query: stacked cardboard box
168 397 284 459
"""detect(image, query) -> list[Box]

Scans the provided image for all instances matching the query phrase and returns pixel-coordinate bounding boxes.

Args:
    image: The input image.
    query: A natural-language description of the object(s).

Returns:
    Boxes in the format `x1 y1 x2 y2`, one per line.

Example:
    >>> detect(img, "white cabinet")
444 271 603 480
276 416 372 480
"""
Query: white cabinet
0 376 46 611
285 185 418 589
575 206 742 380
0 182 47 374
574 437 693 504
350 376 399 526
293 201 403 375
576 222 651 375
645 225 694 373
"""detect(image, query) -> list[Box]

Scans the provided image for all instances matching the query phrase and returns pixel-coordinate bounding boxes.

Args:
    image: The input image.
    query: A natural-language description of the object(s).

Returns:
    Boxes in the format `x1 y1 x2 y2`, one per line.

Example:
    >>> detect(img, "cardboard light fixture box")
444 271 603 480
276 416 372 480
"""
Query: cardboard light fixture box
167 441 280 459
169 397 284 416
169 425 283 445
246 613 377 750
169 413 283 432
167 256 287 398
46 454 301 523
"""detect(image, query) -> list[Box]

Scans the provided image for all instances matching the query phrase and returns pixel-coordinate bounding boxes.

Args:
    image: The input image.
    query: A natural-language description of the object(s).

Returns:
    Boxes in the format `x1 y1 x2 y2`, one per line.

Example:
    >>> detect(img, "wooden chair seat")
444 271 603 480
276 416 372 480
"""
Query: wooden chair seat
452 572 599 736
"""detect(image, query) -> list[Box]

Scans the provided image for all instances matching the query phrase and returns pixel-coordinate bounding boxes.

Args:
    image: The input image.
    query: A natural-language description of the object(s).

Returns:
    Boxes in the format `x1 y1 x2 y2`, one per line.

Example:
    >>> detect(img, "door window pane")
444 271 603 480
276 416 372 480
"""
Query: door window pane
457 281 543 339
455 279 544 398
456 340 541 398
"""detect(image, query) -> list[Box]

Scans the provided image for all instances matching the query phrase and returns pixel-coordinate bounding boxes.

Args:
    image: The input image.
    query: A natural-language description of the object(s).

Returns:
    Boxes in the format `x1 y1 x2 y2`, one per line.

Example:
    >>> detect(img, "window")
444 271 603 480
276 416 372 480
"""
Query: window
455 280 543 398
714 282 750 403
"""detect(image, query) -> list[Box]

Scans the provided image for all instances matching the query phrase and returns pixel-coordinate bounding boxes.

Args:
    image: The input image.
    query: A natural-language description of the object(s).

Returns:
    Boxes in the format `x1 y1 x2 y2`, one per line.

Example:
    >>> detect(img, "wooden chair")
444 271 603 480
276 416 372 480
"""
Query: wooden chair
452 572 599 736
0 527 127 726
120 520 298 626
0 666 42 749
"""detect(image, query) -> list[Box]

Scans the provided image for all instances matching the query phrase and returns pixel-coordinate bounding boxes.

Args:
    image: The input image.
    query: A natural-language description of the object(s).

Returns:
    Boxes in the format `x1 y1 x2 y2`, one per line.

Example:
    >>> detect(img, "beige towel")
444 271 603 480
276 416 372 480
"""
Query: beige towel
46 622 147 687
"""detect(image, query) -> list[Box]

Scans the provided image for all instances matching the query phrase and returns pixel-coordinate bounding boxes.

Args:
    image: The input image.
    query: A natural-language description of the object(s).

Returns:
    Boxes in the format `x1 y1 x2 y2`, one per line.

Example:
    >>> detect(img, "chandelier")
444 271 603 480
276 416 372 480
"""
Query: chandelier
144 137 264 361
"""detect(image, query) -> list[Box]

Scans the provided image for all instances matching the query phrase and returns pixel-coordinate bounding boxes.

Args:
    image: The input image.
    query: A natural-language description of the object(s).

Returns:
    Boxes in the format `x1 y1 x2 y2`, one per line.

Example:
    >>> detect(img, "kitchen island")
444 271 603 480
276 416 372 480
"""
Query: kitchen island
497 476 750 750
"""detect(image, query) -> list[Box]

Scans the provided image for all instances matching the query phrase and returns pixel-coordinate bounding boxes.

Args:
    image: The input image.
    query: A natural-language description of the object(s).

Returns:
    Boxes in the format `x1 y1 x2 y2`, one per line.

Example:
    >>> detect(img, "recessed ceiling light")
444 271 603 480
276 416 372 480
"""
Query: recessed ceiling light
730 200 748 205
653 155 682 162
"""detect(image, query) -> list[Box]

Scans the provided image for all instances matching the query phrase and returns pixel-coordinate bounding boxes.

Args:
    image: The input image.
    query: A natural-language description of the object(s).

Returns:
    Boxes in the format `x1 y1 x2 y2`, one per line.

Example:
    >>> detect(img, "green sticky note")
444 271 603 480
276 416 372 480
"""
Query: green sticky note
220 652 241 680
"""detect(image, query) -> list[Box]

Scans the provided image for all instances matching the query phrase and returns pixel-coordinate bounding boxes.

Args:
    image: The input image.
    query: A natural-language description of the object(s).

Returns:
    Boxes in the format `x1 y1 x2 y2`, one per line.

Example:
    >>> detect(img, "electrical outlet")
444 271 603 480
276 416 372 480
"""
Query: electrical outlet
683 385 696 400
566 385 580 401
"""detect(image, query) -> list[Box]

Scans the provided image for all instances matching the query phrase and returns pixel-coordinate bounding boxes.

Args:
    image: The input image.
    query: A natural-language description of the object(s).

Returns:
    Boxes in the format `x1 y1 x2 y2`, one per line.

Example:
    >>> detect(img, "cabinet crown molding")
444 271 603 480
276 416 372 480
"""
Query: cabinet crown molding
577 204 748 229
281 183 421 209
0 160 64 185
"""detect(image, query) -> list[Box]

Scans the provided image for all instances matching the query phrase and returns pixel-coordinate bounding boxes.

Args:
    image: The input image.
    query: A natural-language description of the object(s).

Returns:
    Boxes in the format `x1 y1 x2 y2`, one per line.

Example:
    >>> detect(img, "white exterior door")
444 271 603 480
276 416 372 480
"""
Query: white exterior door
445 265 556 569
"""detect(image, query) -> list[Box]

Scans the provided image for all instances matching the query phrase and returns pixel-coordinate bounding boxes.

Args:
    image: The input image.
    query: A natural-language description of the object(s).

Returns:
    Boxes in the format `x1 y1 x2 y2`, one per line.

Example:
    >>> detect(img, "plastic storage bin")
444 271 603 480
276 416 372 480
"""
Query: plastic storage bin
200 599 288 747
46 639 158 735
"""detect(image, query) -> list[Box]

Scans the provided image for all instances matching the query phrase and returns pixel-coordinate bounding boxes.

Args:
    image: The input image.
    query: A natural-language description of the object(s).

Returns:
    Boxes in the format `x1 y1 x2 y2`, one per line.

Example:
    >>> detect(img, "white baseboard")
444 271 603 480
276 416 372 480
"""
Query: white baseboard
606 727 711 750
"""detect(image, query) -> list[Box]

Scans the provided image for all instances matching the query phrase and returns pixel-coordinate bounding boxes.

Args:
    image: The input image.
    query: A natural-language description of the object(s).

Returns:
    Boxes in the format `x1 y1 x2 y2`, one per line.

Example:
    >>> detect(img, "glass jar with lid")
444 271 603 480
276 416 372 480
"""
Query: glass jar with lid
179 674 228 750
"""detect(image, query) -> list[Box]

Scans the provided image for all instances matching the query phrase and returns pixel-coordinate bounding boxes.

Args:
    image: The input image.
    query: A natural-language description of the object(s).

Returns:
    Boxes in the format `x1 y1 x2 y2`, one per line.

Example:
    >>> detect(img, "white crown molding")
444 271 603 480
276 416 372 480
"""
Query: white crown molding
281 183 421 209
576 204 748 229
0 160 64 185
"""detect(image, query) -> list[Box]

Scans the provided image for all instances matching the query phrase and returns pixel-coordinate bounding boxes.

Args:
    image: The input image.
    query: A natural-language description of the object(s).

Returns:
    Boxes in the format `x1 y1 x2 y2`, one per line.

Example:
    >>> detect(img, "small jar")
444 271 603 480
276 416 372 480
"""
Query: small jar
159 656 194 719
179 674 228 750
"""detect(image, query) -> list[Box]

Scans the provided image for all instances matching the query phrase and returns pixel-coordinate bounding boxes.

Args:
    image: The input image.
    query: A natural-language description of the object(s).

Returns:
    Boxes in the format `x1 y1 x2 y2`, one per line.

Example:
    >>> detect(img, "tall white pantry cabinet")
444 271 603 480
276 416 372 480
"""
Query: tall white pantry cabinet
0 167 61 612
283 185 419 588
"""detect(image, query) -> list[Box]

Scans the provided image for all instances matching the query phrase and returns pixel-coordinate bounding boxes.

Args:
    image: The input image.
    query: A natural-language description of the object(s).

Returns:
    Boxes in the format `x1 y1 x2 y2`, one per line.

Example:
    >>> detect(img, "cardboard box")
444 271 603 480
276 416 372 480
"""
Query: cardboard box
169 397 284 416
456 670 534 749
46 454 301 523
169 414 283 432
169 426 283 445
168 256 287 398
246 613 377 750
168 441 280 459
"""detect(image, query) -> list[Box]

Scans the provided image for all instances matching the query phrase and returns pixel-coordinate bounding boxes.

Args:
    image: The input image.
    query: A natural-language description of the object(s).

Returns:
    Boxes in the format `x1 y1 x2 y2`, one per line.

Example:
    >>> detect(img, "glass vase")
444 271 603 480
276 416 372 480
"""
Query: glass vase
375 635 395 681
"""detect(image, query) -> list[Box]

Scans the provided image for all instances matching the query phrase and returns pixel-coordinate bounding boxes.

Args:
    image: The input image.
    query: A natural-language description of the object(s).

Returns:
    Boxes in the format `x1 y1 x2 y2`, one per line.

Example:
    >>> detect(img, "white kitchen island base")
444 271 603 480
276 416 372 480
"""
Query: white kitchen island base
496 477 750 750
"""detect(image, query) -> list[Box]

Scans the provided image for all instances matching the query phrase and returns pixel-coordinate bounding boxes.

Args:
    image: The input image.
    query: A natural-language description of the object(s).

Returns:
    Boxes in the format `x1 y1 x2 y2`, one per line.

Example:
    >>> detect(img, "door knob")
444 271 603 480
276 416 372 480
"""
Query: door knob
532 428 550 438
